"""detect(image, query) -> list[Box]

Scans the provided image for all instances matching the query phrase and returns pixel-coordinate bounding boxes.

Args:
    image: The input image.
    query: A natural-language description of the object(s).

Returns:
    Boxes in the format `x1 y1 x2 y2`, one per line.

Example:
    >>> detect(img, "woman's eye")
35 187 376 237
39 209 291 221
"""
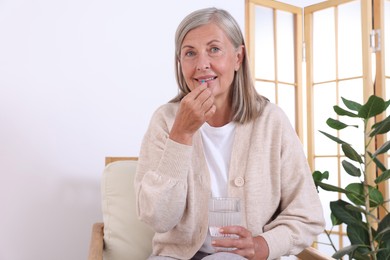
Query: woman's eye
210 47 220 53
185 51 195 57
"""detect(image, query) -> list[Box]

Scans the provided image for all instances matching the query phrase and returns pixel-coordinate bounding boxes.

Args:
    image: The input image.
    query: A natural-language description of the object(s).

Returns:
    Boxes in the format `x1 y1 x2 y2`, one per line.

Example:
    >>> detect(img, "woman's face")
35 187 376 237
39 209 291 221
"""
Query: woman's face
179 23 244 103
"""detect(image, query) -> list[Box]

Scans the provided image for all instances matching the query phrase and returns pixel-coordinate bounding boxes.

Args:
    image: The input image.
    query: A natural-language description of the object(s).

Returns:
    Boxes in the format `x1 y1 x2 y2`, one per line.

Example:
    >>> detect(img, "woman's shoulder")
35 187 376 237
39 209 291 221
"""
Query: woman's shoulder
258 102 288 122
247 102 294 134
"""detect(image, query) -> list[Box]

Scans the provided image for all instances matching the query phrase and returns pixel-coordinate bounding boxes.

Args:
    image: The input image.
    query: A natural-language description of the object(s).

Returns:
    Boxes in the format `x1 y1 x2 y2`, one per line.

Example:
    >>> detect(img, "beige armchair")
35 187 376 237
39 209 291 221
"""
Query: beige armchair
88 158 334 260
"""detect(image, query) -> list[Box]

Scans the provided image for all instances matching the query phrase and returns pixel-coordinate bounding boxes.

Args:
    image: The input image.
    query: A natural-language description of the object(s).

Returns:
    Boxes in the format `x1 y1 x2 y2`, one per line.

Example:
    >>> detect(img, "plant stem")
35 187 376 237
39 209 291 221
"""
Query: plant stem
380 204 389 214
364 133 376 260
324 228 338 252
364 184 376 260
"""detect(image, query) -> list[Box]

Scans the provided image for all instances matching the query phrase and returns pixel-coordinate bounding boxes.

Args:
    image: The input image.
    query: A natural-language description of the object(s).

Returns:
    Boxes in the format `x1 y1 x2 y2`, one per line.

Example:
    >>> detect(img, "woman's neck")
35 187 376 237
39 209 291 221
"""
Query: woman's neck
207 101 233 127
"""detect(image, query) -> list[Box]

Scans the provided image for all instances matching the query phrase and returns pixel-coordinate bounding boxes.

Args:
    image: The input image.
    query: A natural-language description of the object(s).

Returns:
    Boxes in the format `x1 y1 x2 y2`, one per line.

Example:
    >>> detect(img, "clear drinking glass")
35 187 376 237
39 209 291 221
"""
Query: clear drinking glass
208 197 241 251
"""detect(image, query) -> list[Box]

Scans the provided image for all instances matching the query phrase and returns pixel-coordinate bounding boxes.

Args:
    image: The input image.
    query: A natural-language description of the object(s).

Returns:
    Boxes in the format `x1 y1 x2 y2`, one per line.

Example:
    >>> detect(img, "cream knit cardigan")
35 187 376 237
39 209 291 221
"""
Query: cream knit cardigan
135 102 325 260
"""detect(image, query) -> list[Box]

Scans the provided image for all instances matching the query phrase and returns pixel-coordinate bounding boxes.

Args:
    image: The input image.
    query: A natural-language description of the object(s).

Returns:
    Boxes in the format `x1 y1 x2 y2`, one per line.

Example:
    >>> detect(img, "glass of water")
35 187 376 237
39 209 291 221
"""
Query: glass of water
208 197 241 251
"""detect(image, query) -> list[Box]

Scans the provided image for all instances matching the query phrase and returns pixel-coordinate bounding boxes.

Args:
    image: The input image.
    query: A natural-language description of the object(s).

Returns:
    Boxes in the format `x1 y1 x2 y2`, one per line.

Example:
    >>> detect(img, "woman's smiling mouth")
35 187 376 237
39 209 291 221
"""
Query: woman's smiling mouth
197 76 217 83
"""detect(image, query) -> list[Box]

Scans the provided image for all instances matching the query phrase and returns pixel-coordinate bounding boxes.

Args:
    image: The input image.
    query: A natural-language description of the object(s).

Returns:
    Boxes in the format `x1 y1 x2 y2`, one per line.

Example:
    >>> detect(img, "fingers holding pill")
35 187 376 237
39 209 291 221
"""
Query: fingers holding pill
169 81 215 145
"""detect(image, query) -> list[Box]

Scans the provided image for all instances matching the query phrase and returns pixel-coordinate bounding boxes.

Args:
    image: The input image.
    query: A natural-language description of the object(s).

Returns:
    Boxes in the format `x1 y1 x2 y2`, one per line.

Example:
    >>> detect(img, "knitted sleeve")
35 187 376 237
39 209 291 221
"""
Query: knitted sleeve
134 104 193 233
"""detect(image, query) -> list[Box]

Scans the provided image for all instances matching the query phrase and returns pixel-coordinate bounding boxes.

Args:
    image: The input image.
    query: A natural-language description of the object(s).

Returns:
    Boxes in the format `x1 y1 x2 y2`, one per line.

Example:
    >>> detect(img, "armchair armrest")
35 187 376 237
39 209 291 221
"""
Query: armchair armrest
88 222 104 260
296 246 335 260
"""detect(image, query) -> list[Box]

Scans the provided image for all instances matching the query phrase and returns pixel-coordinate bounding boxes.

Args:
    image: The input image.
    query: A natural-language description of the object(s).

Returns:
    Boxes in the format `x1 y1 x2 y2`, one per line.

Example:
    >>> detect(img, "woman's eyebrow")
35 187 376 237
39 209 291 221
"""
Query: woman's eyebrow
181 44 194 50
182 39 222 49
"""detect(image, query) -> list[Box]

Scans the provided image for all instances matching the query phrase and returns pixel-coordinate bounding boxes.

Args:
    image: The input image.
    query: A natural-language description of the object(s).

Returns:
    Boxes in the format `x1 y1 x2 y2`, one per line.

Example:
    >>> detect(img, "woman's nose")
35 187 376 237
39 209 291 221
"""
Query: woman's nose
196 53 210 70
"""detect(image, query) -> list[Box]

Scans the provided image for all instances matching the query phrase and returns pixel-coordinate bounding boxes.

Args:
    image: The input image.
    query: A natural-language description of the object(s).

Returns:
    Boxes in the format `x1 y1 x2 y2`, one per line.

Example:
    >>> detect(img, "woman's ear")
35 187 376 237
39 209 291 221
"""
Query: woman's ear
234 45 245 71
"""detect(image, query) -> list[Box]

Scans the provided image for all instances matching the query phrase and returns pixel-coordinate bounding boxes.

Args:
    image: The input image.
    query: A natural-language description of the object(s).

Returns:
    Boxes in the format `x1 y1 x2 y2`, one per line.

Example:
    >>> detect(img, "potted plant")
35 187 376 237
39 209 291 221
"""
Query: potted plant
312 95 390 259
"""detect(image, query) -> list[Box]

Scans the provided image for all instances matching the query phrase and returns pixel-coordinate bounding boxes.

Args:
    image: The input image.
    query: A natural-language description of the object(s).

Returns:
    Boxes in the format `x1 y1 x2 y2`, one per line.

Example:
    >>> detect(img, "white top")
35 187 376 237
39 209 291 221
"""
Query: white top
199 121 236 253
200 121 236 197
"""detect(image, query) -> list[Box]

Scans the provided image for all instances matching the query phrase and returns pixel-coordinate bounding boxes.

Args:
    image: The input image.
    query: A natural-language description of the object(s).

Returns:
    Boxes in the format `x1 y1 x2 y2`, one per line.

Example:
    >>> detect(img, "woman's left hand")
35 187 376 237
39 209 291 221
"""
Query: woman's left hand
211 226 269 260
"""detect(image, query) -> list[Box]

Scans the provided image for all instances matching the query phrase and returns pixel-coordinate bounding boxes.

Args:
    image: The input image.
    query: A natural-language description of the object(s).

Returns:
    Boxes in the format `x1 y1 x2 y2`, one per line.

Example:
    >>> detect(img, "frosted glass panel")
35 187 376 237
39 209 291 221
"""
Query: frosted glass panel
255 6 275 80
343 235 351 250
315 157 339 230
317 233 339 256
255 81 275 103
338 79 364 154
313 8 336 83
338 78 363 104
277 10 294 83
385 2 390 76
338 1 362 78
314 83 338 155
278 84 295 129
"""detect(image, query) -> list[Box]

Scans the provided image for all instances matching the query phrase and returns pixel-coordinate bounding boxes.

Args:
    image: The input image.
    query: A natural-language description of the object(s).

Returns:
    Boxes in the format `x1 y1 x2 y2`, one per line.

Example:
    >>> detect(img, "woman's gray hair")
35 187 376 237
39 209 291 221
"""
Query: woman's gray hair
171 7 268 124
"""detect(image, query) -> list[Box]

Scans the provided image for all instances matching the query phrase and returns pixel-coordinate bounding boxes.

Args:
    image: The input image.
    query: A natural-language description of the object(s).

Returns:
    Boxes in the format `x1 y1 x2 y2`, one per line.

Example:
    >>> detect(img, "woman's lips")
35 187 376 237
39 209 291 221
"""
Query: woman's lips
198 76 217 83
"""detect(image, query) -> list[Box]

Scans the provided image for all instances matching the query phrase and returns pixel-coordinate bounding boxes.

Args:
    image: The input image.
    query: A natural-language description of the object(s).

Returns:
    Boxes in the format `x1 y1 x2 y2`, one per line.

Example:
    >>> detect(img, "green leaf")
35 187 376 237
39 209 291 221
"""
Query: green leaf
368 186 385 207
326 118 357 130
377 213 390 241
348 224 370 254
330 199 362 226
345 183 384 207
331 212 342 226
369 151 387 172
345 183 365 206
342 160 361 177
319 130 347 144
342 143 363 164
312 171 330 192
370 115 390 137
373 140 390 156
315 181 347 193
345 204 368 215
334 105 359 117
377 239 390 260
376 227 390 242
376 249 390 260
332 244 360 259
375 170 390 184
352 250 372 260
312 170 329 182
347 224 370 250
342 97 362 111
358 95 386 119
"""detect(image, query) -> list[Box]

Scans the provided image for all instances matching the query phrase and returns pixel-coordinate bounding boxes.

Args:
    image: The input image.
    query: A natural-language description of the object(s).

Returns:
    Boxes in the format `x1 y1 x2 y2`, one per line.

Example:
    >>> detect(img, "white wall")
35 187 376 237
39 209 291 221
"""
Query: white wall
0 1 244 259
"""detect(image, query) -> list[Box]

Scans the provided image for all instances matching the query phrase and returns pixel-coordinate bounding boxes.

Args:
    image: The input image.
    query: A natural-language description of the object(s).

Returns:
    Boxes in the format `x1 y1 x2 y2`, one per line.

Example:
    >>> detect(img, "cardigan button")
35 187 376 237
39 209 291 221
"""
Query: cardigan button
234 177 245 187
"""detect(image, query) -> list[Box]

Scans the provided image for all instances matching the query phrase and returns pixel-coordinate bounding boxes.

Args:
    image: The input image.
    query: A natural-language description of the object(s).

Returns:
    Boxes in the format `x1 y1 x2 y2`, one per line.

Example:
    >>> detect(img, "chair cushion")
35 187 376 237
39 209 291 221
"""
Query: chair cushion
101 160 154 260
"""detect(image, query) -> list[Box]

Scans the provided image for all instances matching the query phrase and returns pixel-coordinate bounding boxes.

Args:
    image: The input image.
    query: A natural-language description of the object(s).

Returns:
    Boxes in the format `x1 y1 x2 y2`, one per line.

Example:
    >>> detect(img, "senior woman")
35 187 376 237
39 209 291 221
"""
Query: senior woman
135 7 325 260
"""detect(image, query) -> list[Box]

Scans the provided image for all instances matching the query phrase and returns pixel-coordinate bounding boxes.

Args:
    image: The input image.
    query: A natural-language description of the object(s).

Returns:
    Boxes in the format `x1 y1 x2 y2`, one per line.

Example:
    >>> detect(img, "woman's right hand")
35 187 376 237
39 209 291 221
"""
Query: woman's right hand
169 82 216 145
